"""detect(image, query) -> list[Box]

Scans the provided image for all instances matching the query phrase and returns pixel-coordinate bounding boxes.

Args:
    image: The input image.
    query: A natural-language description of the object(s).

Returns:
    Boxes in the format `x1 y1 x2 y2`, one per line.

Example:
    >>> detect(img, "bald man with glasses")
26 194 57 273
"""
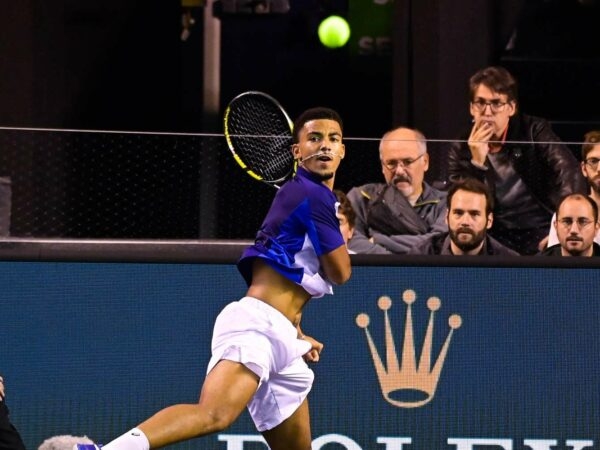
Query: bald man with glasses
538 194 600 257
448 66 586 256
346 127 447 254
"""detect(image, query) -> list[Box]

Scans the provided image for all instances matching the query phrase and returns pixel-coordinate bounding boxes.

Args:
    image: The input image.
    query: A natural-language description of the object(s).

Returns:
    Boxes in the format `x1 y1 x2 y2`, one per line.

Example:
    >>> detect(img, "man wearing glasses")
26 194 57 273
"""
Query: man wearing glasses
448 66 586 255
346 127 447 254
542 130 600 249
538 194 600 257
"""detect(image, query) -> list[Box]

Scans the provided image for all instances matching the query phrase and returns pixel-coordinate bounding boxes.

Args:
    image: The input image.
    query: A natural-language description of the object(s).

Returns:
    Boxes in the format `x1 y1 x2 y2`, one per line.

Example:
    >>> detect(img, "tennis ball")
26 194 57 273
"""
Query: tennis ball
318 16 350 49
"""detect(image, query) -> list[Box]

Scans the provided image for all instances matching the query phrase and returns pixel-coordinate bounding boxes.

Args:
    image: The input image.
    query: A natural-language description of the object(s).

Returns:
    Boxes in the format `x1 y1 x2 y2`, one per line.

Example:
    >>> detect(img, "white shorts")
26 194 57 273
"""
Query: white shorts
206 296 314 431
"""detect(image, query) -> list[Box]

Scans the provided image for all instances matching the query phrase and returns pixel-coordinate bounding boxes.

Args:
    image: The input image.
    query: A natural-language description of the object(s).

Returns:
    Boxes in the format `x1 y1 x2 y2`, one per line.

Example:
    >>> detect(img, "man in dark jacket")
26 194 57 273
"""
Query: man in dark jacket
409 178 519 256
448 66 587 255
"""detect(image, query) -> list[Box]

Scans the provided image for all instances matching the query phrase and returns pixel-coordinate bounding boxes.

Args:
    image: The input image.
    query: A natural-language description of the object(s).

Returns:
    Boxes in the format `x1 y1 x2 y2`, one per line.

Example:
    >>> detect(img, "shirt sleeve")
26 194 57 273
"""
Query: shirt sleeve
307 189 345 256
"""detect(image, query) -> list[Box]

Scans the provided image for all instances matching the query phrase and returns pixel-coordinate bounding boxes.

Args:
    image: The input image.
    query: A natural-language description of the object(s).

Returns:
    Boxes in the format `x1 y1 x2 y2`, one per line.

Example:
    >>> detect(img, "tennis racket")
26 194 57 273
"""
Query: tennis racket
223 91 295 189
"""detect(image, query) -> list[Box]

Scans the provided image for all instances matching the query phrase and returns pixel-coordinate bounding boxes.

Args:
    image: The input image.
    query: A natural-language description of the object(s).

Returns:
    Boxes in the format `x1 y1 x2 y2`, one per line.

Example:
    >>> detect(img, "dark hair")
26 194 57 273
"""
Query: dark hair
333 189 356 229
293 107 343 143
469 66 518 104
447 178 494 216
557 193 599 223
582 130 600 160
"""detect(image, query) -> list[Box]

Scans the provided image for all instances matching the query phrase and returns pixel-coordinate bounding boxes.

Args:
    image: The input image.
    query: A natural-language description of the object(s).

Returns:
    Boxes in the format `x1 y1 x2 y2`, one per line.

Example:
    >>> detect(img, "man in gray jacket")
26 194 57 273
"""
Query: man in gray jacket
347 127 447 254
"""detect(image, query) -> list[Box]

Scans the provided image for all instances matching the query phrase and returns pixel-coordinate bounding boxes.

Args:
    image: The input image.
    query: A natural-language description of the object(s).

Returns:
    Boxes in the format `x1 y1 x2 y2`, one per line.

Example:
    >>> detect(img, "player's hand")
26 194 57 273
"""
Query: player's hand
468 120 494 165
301 334 324 363
0 375 5 400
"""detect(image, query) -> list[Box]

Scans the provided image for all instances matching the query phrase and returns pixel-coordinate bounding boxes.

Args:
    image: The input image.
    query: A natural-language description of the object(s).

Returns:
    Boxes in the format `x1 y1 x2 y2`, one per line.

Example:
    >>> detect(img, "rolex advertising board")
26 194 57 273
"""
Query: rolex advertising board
1 262 598 450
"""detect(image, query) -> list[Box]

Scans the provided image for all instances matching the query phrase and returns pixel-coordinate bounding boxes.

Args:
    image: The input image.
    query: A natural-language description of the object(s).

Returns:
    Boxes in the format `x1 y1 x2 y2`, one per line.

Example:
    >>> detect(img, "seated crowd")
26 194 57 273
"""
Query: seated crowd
340 66 600 257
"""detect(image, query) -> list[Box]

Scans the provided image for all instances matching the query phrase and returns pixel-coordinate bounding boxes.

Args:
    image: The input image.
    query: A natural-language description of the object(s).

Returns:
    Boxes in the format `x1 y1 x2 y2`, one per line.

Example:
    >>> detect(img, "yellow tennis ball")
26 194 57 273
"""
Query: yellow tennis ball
318 16 350 49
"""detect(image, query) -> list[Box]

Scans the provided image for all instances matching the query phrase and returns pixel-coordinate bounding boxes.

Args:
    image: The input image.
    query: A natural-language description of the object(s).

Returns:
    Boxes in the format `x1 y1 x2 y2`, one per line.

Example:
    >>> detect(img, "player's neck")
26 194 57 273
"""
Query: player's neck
321 176 335 190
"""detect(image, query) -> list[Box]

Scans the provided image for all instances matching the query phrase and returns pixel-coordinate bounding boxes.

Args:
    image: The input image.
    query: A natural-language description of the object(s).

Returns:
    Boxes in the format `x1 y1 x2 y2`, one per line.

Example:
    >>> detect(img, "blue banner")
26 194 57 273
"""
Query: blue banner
1 262 598 450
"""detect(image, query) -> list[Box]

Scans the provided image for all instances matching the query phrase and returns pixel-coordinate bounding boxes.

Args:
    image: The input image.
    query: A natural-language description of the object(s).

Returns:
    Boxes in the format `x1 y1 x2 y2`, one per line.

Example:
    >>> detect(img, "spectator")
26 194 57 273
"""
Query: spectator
333 189 356 252
409 178 518 256
0 374 26 450
538 194 600 257
347 127 447 254
542 130 600 249
448 66 586 255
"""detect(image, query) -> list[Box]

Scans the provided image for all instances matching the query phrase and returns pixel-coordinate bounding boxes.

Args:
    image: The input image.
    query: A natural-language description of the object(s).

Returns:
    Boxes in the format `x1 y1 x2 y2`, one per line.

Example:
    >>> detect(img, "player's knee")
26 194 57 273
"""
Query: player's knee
201 407 239 434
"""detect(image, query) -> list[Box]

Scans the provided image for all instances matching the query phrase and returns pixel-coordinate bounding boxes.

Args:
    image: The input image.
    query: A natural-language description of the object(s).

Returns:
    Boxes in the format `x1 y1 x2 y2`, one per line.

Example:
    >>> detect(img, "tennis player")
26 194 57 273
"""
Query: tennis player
76 107 351 450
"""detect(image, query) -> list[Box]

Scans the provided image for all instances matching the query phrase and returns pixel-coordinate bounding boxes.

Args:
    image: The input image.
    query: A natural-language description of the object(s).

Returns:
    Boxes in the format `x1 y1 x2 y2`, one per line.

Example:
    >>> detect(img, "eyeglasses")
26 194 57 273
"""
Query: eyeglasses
584 157 600 171
557 217 595 230
381 153 425 171
471 99 508 113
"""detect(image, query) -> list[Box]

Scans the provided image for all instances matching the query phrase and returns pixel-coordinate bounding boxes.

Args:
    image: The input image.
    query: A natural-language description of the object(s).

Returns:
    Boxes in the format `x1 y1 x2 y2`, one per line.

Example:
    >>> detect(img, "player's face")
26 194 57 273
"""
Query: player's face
446 189 492 254
469 84 516 138
555 198 599 256
293 119 345 187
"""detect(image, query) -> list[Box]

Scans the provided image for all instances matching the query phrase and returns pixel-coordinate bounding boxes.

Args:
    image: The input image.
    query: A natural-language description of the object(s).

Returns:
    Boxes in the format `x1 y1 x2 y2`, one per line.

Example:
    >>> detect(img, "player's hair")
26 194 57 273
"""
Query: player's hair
469 66 518 104
293 107 343 143
447 178 494 216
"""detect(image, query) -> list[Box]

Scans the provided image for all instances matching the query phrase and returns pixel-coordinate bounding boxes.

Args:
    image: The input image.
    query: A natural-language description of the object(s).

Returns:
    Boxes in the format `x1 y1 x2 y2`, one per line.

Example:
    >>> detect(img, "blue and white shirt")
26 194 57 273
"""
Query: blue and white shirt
238 167 345 298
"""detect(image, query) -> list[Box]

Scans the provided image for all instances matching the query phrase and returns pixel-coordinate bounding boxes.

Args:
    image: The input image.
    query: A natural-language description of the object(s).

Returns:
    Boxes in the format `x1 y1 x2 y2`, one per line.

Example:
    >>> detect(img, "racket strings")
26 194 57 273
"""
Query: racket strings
227 97 293 182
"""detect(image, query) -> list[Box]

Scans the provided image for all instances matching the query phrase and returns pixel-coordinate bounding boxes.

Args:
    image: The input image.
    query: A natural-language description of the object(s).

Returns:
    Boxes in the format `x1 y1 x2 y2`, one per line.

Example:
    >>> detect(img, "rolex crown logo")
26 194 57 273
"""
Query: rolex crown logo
356 290 462 408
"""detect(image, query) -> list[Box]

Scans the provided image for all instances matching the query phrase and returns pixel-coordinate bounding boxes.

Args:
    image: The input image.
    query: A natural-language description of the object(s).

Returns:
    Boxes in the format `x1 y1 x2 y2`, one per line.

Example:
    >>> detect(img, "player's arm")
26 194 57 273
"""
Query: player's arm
309 189 352 284
320 245 351 285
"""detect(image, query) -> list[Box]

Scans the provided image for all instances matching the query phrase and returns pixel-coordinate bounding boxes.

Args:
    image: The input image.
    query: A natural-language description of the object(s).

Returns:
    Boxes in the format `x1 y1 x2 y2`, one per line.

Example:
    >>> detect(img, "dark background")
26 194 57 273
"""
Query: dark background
1 0 599 238
3 1 599 137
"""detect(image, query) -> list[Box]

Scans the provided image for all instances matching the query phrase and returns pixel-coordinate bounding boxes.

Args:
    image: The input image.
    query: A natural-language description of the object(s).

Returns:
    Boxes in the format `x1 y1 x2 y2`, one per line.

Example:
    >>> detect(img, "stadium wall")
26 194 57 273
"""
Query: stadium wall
1 240 598 450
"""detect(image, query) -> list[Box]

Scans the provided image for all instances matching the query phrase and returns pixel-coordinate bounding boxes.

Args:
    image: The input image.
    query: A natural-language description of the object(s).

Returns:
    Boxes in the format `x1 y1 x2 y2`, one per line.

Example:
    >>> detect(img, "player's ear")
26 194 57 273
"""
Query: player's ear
291 143 301 160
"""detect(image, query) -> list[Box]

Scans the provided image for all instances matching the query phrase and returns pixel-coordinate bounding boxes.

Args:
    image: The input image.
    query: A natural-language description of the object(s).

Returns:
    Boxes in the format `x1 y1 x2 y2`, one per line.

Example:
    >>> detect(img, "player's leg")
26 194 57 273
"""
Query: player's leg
261 398 311 450
100 360 259 450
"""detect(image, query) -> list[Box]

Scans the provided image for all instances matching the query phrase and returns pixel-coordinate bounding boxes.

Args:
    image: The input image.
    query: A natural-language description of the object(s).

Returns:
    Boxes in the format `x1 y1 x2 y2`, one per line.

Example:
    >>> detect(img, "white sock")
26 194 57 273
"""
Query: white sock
102 428 150 450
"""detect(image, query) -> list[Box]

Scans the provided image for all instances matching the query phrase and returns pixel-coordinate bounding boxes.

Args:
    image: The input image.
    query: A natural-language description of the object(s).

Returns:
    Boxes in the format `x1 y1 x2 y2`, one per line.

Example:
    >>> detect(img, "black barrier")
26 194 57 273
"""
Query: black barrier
2 238 600 268
1 240 599 450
